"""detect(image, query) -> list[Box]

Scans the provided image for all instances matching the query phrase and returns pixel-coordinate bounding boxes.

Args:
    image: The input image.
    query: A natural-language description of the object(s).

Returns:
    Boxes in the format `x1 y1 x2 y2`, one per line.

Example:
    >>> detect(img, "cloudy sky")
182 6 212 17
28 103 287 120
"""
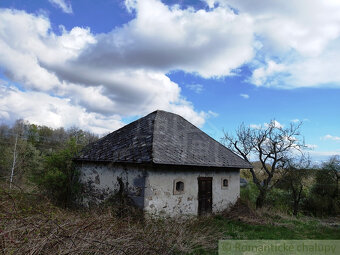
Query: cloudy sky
0 0 339 161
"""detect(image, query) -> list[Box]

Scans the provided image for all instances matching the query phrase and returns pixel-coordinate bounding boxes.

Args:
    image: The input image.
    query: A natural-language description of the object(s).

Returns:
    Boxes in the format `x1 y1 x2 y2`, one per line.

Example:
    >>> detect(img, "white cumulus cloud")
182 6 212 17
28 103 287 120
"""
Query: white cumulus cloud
0 86 123 134
205 0 340 88
0 7 213 131
69 0 254 78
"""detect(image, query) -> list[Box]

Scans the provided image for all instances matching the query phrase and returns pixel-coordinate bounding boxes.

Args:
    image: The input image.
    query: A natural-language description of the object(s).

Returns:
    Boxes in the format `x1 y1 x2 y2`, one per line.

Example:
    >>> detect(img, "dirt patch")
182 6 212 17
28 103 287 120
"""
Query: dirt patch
222 199 266 224
318 217 340 228
221 199 295 227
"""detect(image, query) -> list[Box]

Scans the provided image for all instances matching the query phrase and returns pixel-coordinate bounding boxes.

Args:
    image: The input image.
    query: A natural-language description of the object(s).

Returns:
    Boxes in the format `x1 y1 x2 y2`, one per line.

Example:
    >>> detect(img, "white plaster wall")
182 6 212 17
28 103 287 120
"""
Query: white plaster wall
78 162 146 208
144 169 240 216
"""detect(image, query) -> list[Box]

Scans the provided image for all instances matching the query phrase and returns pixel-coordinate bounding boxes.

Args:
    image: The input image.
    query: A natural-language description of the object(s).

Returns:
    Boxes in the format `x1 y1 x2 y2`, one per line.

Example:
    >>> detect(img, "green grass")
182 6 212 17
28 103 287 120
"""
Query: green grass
211 216 340 240
190 215 340 255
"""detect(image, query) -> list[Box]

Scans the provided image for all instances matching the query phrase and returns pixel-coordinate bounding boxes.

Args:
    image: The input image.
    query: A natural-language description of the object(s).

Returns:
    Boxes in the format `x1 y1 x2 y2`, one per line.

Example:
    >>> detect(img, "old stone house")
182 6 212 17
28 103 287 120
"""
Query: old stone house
74 110 252 216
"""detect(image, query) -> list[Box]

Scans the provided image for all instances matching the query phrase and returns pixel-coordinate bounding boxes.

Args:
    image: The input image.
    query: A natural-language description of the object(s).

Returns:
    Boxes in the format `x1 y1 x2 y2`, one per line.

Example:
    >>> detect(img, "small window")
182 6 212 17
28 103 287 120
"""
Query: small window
176 181 184 192
173 179 185 195
221 178 229 189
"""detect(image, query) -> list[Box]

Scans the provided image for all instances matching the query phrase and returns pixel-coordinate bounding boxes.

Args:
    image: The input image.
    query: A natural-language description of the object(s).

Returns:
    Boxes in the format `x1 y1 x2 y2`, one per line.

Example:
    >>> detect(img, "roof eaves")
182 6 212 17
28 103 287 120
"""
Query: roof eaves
151 160 252 169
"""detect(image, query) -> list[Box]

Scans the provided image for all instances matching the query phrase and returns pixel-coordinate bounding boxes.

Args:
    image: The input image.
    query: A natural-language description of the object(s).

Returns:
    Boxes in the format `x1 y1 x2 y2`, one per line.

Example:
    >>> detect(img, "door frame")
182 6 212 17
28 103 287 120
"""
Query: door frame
197 177 213 215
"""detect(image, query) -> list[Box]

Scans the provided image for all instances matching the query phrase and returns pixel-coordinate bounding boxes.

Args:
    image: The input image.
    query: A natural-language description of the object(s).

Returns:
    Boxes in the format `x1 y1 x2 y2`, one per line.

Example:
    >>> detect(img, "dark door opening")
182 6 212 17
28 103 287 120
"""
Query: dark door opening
198 177 212 215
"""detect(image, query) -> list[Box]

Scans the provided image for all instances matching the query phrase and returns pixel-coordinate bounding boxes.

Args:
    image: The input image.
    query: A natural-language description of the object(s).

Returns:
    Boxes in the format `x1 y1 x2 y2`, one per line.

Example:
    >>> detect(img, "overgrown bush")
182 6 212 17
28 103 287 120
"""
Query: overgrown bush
275 166 312 216
265 188 291 213
29 138 82 207
304 169 339 217
0 142 11 178
240 182 259 207
241 183 291 214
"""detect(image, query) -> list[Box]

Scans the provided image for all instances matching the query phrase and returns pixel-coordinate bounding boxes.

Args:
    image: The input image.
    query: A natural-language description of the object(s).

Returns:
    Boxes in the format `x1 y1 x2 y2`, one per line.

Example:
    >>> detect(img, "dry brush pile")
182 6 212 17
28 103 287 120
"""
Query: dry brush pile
0 186 222 255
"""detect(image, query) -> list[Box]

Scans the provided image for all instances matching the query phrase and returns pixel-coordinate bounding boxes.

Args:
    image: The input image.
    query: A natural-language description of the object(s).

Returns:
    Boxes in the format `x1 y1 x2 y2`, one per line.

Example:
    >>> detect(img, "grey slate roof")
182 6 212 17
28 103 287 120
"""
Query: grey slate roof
75 110 252 169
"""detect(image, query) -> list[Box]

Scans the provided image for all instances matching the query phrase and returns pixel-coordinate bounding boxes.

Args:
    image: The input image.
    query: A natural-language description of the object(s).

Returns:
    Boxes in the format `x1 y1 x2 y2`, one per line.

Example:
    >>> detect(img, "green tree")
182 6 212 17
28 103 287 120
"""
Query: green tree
0 141 12 178
30 138 82 207
278 156 312 215
323 156 340 201
306 156 339 216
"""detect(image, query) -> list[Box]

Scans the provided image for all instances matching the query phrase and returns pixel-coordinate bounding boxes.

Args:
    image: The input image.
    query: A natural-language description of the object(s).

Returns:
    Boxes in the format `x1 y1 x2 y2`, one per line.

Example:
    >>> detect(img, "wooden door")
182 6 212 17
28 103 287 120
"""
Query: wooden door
198 177 212 215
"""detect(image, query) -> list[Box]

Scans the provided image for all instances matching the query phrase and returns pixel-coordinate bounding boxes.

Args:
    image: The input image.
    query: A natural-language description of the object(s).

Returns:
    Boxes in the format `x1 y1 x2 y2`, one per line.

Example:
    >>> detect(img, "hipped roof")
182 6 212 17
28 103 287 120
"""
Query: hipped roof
75 110 252 169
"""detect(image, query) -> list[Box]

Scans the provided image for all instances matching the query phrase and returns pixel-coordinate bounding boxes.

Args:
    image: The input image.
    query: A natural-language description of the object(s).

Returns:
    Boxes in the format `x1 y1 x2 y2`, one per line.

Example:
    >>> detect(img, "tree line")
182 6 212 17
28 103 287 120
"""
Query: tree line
0 119 98 207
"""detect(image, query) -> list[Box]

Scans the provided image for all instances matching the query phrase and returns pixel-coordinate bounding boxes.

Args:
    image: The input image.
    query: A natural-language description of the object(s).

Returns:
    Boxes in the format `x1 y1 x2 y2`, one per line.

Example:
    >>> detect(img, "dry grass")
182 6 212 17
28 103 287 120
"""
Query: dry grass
0 185 222 255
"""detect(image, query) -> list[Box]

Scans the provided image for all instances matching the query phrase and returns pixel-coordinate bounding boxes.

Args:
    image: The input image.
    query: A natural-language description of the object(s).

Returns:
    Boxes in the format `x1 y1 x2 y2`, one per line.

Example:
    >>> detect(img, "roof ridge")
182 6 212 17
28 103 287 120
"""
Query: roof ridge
150 110 159 164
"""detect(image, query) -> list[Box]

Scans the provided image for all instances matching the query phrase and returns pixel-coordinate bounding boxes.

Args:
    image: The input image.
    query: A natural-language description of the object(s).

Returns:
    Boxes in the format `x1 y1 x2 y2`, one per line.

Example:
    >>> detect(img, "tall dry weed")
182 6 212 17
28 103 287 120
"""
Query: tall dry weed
0 185 221 255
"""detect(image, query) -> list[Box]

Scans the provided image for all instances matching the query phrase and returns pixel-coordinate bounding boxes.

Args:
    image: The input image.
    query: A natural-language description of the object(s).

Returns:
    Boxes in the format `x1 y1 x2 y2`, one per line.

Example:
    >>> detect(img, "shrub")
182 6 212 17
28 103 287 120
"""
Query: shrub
240 182 259 207
265 188 291 213
241 182 291 214
304 168 339 217
29 138 82 207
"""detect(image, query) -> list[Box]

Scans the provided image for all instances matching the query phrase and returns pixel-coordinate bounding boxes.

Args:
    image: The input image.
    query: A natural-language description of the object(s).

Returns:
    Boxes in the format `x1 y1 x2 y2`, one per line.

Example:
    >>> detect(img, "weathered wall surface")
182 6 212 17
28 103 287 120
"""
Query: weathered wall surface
78 162 240 216
78 162 146 208
144 168 240 216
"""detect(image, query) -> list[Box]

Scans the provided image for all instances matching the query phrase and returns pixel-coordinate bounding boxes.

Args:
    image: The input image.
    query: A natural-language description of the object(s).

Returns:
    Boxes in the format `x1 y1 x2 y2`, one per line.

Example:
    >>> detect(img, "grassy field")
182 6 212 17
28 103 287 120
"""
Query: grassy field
212 216 340 240
1 185 339 255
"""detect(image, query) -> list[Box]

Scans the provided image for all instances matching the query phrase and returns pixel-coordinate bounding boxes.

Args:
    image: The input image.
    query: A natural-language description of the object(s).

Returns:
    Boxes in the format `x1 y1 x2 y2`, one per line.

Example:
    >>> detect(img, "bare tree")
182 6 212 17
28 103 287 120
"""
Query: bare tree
9 134 18 189
223 120 305 208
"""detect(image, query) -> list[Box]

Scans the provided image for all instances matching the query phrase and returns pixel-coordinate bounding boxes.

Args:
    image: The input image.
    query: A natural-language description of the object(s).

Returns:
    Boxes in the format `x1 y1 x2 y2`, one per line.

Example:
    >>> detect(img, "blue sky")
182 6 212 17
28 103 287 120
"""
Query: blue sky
0 0 339 161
